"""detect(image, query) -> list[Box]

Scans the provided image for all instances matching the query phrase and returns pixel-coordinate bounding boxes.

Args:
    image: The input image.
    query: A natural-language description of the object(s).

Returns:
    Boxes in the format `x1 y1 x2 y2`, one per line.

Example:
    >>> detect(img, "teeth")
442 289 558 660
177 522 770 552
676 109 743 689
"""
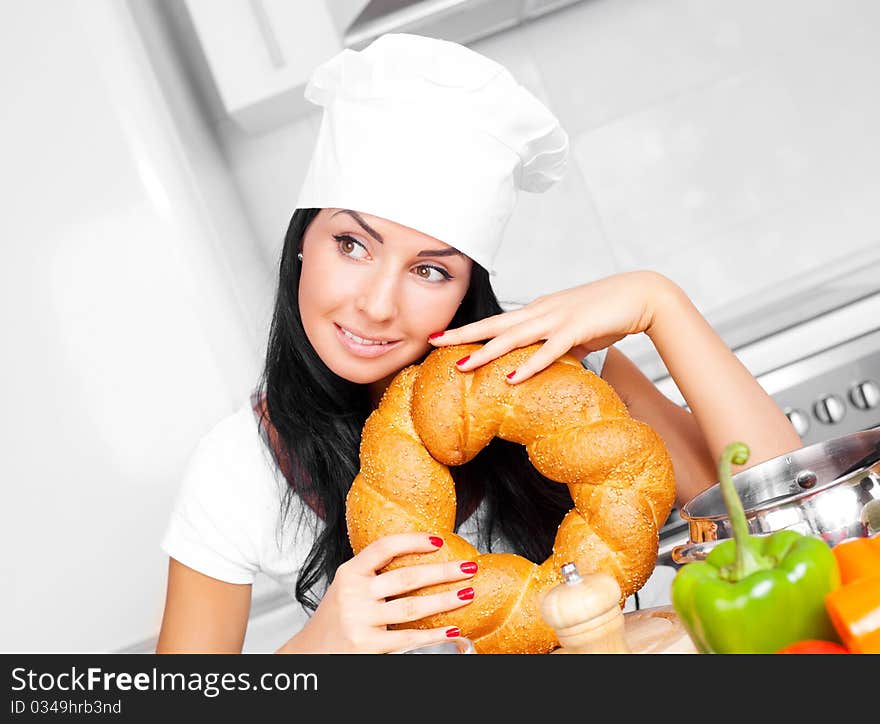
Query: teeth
341 327 391 345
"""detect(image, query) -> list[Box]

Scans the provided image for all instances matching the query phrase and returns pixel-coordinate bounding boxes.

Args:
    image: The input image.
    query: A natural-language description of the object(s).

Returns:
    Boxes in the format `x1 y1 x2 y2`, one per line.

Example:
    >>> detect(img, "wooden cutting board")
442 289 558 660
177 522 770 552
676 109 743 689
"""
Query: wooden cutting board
622 605 698 654
550 605 698 654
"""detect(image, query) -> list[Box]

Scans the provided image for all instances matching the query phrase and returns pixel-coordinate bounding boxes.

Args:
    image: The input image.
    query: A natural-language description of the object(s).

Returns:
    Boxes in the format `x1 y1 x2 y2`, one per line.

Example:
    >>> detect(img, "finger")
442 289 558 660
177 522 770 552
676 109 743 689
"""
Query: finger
505 337 575 384
428 309 525 346
371 559 478 600
350 533 446 575
382 627 470 654
456 314 553 371
381 585 475 625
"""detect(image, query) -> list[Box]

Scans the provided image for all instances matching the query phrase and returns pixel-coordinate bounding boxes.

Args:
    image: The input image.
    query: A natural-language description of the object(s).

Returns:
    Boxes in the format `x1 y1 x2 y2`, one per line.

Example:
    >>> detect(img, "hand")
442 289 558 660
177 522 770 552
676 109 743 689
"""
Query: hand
430 270 677 383
279 533 477 653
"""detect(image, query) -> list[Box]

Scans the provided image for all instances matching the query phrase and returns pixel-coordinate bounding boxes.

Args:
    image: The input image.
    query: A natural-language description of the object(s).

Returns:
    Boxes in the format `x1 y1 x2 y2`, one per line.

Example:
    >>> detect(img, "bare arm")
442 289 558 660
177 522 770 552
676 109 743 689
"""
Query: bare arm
645 280 802 495
598 278 802 505
155 558 252 653
600 345 718 507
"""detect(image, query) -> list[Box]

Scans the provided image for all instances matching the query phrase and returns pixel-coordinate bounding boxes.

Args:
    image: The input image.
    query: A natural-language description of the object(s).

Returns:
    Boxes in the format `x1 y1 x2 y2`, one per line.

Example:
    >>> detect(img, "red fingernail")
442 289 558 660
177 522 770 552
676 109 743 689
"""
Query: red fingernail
429 536 444 548
460 561 478 574
456 355 470 366
428 331 444 340
446 627 460 638
506 370 516 380
457 587 475 601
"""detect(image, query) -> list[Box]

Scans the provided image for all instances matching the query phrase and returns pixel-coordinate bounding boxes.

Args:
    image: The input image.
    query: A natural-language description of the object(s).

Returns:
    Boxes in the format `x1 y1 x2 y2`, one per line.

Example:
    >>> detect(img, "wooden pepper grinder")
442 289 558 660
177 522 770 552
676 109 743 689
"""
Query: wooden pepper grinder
540 562 631 654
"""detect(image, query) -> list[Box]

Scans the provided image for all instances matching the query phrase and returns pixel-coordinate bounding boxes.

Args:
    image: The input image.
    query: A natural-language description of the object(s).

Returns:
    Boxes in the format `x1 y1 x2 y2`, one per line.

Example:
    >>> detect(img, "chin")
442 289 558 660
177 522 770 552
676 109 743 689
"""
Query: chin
332 364 392 385
322 346 424 386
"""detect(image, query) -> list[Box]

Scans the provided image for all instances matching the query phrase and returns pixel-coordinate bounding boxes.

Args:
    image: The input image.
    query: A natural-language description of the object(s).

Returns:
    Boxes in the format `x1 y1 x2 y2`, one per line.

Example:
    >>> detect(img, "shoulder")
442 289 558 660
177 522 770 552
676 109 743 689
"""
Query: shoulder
161 398 289 583
599 345 688 422
186 401 280 491
579 348 608 376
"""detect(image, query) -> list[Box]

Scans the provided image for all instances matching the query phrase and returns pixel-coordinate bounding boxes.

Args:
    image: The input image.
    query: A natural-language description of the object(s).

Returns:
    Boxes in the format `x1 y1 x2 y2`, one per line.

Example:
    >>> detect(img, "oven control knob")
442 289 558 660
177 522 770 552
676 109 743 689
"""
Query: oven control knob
813 394 846 424
784 407 810 436
849 379 880 410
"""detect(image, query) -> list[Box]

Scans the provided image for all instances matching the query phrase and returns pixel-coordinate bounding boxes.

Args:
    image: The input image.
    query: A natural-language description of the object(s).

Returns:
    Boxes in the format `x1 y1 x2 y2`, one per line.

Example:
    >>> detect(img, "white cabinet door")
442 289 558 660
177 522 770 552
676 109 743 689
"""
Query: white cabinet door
184 1 367 133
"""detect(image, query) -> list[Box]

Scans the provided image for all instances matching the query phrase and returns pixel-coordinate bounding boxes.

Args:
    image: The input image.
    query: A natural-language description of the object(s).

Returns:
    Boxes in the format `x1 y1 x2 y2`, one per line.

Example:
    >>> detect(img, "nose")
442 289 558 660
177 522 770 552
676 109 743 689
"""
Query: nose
354 264 399 323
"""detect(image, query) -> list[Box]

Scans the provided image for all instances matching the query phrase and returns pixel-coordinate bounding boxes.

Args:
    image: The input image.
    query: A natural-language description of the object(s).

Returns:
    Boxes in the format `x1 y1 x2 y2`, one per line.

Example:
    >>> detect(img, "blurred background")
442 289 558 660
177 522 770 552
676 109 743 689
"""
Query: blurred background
3 0 880 653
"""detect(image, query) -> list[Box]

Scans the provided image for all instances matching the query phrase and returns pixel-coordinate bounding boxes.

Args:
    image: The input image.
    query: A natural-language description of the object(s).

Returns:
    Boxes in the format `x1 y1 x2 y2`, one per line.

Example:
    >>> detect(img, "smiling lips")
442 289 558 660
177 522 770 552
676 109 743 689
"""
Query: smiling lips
335 324 402 358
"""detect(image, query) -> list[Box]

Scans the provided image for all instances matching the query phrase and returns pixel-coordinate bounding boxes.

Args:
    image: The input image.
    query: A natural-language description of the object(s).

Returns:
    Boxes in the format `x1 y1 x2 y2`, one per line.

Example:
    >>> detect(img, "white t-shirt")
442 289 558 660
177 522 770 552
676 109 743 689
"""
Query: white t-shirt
159 396 516 588
160 348 670 635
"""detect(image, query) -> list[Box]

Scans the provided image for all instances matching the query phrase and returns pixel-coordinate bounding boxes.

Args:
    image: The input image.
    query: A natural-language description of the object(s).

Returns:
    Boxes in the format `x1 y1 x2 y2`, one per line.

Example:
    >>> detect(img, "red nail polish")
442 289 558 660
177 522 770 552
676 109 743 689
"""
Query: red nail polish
456 355 470 366
457 587 475 601
506 370 516 380
429 536 444 548
428 332 444 340
460 561 478 574
446 627 460 638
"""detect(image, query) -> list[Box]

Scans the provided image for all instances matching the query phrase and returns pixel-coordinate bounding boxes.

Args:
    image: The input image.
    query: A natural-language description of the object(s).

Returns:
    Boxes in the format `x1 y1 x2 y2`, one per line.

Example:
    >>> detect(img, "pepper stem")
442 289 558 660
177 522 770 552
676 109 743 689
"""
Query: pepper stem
718 442 771 581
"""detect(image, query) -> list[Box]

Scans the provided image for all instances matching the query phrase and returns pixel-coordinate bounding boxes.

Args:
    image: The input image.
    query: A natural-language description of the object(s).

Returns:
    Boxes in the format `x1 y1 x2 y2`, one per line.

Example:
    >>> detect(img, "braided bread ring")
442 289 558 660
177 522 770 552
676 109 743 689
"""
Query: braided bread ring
345 343 676 653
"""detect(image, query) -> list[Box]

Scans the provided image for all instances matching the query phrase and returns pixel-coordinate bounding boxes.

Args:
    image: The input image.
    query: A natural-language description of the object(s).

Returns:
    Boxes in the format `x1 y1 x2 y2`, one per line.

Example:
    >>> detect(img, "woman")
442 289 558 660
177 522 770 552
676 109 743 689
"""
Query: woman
156 35 801 654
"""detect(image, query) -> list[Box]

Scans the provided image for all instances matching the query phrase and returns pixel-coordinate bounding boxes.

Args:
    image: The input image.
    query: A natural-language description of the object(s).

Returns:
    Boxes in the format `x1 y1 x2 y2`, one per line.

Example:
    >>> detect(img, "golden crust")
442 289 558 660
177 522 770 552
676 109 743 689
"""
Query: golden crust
345 343 676 653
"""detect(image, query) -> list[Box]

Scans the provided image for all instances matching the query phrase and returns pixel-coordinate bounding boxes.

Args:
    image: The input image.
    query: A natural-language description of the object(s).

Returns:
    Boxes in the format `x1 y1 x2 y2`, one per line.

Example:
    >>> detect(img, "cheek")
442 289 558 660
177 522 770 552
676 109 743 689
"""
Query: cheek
298 253 345 319
401 284 467 334
297 267 320 319
297 261 346 354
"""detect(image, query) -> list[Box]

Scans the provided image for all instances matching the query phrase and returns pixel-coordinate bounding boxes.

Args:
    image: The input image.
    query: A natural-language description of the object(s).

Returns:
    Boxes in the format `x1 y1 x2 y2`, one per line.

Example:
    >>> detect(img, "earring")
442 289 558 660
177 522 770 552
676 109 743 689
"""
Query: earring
297 252 303 261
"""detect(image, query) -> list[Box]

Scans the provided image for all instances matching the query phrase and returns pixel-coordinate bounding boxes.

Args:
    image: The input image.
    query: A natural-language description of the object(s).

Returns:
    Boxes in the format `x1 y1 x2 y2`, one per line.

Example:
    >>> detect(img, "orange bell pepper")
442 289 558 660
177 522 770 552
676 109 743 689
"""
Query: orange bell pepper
825 539 880 654
832 536 880 585
777 639 850 654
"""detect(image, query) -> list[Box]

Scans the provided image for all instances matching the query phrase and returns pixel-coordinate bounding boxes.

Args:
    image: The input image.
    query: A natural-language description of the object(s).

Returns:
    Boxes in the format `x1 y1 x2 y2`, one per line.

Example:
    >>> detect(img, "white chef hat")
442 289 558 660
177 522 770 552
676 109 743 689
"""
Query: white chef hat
295 33 569 274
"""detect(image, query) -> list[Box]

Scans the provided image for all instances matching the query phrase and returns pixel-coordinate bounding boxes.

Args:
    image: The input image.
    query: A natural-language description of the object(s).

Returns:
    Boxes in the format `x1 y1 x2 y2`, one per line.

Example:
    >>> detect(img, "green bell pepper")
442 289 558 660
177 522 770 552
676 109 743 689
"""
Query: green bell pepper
671 442 841 654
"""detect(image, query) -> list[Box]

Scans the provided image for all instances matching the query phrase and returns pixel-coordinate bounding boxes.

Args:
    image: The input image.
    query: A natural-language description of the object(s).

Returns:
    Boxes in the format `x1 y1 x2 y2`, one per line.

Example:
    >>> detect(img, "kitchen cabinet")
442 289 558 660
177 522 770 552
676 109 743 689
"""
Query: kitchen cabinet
183 1 369 133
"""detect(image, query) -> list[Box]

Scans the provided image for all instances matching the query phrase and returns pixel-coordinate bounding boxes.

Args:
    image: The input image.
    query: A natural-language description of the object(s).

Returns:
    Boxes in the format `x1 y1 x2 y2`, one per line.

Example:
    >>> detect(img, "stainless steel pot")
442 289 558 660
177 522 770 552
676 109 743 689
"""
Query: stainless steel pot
657 427 880 566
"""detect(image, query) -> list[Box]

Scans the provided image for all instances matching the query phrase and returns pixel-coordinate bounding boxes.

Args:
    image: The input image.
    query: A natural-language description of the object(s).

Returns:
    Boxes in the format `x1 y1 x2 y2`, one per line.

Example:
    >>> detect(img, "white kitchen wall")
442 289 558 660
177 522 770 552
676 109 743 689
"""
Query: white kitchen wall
195 0 880 369
1 0 271 652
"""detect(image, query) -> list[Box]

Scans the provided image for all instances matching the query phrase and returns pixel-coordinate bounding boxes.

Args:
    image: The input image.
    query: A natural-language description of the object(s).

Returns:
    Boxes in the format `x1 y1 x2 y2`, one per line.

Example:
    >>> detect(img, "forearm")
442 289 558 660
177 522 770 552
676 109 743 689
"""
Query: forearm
275 638 301 654
275 628 312 654
647 279 802 475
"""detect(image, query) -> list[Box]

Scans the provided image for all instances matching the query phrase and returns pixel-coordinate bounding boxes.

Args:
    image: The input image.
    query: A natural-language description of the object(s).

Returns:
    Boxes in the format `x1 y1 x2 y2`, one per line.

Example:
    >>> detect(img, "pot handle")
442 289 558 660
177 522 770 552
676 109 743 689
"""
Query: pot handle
656 524 689 567
671 540 723 565
671 531 792 564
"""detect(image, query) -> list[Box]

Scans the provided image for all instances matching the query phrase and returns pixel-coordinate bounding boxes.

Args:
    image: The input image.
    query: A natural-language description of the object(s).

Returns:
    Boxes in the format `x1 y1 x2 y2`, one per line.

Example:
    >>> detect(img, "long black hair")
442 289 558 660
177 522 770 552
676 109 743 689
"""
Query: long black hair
256 208 574 611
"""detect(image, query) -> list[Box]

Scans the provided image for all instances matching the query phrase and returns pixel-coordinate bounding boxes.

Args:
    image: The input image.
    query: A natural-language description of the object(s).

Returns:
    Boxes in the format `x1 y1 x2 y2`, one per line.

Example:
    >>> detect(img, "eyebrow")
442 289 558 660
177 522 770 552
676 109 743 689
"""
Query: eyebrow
331 209 464 259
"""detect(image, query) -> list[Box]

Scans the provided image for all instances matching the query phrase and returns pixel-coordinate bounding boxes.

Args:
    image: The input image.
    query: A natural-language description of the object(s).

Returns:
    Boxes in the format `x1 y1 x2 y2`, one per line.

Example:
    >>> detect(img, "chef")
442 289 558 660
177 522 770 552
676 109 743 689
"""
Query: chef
156 33 801 653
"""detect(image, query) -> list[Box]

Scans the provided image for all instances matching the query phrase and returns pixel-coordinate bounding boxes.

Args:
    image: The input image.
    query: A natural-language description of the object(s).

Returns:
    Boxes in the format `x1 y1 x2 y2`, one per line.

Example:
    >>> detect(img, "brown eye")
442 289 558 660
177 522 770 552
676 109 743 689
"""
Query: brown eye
333 234 368 259
413 264 452 282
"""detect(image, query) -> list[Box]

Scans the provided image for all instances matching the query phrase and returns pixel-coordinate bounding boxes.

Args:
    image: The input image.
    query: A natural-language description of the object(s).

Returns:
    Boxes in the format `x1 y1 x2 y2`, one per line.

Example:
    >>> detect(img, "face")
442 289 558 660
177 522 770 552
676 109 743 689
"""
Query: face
298 208 473 392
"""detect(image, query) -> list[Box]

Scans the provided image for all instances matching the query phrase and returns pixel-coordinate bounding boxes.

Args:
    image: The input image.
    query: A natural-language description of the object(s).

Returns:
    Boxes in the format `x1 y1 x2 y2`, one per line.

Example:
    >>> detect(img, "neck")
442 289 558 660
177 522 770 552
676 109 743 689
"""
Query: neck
368 374 394 408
